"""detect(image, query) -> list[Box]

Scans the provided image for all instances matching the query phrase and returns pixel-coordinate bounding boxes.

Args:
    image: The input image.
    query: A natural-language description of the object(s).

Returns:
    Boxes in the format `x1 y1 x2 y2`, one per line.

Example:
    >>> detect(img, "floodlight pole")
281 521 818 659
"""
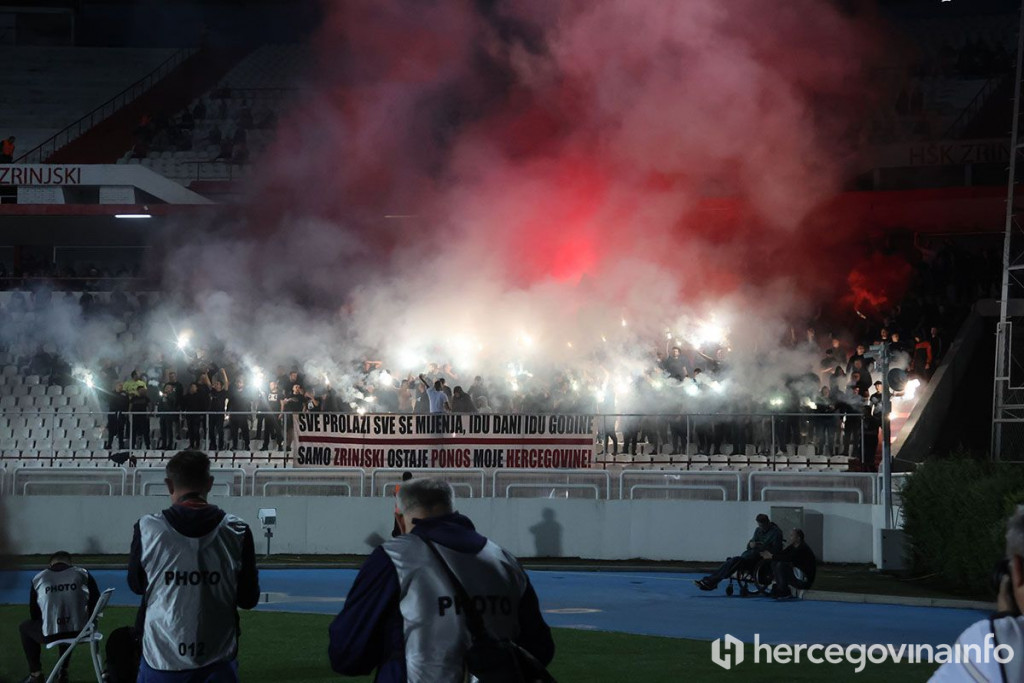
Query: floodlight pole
992 0 1024 461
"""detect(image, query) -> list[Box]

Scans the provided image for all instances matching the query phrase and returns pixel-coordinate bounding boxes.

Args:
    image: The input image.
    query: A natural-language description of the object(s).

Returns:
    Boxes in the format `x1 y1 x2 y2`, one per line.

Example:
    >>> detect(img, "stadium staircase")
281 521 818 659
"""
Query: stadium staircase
892 299 1009 466
955 74 1013 139
45 47 251 165
0 47 180 160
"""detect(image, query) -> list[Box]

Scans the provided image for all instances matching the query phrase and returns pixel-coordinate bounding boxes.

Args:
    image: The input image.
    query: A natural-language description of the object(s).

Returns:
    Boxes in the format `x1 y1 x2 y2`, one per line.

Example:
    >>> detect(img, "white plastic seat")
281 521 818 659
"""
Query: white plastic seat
16 396 34 408
828 455 851 471
24 375 40 386
12 385 29 397
64 384 81 397
51 395 69 407
29 385 46 397
688 454 710 470
808 455 830 470
46 385 63 396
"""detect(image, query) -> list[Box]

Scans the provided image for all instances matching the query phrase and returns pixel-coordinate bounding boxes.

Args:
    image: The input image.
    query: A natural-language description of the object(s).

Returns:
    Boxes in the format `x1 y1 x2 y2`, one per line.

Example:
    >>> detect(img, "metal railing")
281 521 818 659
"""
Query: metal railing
943 72 1011 139
15 47 198 164
1 464 894 504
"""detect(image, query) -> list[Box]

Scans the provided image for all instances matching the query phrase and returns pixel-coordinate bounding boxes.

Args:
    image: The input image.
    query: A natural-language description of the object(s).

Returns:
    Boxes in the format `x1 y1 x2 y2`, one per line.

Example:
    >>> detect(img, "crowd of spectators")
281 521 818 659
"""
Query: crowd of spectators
0 235 997 470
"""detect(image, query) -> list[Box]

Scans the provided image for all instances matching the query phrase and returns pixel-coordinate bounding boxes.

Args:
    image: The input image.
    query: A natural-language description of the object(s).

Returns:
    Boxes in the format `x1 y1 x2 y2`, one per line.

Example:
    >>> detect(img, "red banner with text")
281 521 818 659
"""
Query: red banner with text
293 413 596 469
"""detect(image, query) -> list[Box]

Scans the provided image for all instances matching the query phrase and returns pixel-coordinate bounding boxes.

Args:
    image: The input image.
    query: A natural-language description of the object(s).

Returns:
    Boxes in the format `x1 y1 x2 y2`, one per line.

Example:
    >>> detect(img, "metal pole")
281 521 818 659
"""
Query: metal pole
880 343 893 529
992 0 1024 460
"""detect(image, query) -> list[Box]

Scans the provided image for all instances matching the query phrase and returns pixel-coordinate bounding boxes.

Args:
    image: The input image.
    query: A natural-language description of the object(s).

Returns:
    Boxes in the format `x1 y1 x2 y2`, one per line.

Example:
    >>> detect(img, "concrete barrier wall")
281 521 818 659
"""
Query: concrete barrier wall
3 496 880 564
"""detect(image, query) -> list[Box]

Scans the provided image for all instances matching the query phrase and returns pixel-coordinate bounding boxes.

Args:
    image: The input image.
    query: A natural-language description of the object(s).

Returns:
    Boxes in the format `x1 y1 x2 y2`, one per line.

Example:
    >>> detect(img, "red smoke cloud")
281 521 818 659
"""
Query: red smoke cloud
252 0 900 324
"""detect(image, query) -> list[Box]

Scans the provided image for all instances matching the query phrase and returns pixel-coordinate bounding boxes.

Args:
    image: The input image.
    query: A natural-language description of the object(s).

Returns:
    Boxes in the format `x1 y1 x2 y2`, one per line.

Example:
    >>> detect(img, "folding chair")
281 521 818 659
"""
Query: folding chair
44 587 114 683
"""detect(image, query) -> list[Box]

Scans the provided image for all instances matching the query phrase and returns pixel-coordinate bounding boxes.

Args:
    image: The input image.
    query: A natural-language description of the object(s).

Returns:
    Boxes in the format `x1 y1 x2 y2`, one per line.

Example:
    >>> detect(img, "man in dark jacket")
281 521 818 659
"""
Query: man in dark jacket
762 528 817 599
695 514 783 591
127 450 259 682
19 551 100 683
105 382 129 450
328 478 554 682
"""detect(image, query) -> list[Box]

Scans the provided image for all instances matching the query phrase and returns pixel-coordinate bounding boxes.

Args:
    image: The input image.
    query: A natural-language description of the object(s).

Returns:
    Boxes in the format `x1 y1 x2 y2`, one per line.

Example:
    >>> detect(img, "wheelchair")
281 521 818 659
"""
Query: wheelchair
724 558 774 597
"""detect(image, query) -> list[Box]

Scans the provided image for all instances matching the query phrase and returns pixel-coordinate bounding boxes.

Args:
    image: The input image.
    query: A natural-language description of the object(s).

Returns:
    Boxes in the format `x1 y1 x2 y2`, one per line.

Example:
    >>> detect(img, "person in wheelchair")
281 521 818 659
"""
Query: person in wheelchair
761 528 817 600
695 514 782 591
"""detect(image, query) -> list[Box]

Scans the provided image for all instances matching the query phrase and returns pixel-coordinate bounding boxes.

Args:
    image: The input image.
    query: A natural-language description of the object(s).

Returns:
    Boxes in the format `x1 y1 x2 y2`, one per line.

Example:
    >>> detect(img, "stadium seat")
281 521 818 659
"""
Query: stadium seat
747 455 770 470
46 385 63 396
16 396 34 409
709 454 729 470
64 385 81 397
29 385 46 397
0 396 14 409
12 385 29 397
688 454 710 471
807 455 830 471
727 454 749 469
24 375 40 386
788 454 810 470
828 455 851 471
51 396 69 407
772 456 792 470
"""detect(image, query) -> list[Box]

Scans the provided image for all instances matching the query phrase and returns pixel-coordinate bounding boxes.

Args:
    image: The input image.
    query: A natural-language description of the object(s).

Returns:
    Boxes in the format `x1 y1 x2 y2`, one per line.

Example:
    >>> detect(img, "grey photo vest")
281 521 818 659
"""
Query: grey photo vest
382 534 528 683
138 512 248 671
990 615 1024 683
32 566 92 639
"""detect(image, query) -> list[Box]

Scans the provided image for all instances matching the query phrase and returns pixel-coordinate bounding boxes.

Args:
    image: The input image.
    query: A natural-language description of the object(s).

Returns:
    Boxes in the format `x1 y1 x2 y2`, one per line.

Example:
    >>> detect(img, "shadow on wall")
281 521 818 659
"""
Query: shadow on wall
529 507 563 558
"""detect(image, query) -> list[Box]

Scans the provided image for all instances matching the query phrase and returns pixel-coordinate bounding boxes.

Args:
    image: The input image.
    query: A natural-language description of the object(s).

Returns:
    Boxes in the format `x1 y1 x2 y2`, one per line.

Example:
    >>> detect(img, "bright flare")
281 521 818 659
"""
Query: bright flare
904 378 922 400
693 319 727 348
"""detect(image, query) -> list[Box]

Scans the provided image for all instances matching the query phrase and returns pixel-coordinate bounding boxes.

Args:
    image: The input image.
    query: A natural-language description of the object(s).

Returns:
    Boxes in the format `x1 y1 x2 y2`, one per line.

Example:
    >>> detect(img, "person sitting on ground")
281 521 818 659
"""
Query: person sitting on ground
19 551 100 683
695 514 783 591
761 528 816 600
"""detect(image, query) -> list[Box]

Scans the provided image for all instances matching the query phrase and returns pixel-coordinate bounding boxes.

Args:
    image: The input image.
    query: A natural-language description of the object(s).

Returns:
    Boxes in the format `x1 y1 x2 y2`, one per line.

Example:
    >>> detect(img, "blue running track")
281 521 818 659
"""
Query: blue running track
0 568 985 646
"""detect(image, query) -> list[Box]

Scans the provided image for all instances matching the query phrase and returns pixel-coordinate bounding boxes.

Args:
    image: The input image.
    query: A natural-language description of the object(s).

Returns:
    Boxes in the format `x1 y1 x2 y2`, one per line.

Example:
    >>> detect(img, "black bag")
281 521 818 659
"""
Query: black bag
424 538 556 683
104 626 141 683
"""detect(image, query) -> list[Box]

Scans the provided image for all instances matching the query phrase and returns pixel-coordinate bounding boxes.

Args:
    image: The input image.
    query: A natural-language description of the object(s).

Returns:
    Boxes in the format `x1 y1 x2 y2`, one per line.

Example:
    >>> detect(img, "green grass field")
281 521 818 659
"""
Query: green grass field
0 605 939 682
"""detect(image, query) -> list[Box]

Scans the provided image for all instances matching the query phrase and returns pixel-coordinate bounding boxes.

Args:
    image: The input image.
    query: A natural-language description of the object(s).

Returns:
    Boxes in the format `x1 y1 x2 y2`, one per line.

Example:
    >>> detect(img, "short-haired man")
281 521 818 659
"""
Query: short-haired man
328 478 555 681
695 514 783 591
931 508 1024 681
19 551 100 683
418 374 450 414
128 450 260 682
761 529 816 599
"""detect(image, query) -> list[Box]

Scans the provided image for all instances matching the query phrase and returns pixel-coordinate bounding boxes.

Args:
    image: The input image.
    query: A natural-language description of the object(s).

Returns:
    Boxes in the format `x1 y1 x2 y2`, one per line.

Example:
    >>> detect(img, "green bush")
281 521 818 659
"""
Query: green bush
902 455 1024 595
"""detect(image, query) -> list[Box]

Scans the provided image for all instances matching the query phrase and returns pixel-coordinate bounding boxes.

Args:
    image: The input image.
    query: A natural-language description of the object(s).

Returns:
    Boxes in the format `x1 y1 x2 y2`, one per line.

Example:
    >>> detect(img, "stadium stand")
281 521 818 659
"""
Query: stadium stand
0 47 179 159
115 44 309 183
866 11 1015 143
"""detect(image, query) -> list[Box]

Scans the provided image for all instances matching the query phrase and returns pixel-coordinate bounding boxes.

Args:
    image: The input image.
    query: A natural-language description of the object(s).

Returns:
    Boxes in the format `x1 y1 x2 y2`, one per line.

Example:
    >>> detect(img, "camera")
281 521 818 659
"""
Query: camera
993 557 1022 616
258 508 277 527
